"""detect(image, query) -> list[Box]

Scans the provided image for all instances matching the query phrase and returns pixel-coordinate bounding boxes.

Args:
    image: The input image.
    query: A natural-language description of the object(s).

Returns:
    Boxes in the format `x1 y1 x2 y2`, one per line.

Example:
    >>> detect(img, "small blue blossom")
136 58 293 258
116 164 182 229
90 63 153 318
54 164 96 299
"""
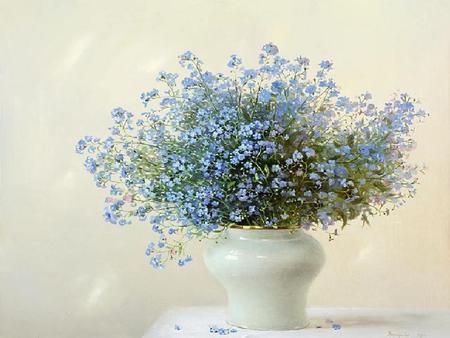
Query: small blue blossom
271 80 284 93
334 166 347 177
103 136 114 150
177 255 193 267
318 192 328 199
76 139 87 153
332 323 341 330
140 89 158 106
209 325 238 335
227 54 242 68
358 144 372 157
305 84 316 94
296 56 310 66
319 60 333 69
271 164 281 173
150 254 163 269
259 89 272 103
302 147 316 158
179 50 194 62
182 77 196 88
145 242 155 256
156 71 178 85
243 69 257 79
111 107 126 123
84 157 97 174
309 173 320 181
110 185 121 195
292 150 303 161
262 42 279 55
103 207 117 224
340 145 351 155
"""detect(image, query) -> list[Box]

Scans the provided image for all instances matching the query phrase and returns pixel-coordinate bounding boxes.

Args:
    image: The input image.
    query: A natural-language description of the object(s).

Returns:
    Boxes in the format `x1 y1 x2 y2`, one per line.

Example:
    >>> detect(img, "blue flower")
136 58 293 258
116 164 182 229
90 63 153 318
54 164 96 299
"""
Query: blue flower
305 85 316 94
309 173 320 181
332 323 341 330
150 255 163 269
271 80 284 93
358 144 372 157
177 255 193 267
75 139 87 153
182 77 196 88
296 56 310 66
227 54 242 68
334 166 347 177
400 101 414 111
145 242 154 256
103 137 114 150
111 107 126 123
292 150 303 161
271 164 281 173
318 192 328 199
110 185 121 195
340 145 351 155
156 71 178 86
319 60 333 69
302 147 316 158
243 69 257 79
209 325 238 335
103 207 117 224
262 42 279 55
140 89 158 106
84 157 97 174
179 50 194 62
259 89 272 103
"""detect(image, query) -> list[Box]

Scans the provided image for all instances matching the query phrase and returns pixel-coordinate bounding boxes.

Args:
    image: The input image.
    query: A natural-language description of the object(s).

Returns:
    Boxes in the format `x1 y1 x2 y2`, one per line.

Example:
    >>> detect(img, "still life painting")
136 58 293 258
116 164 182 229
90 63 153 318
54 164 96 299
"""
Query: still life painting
1 1 449 337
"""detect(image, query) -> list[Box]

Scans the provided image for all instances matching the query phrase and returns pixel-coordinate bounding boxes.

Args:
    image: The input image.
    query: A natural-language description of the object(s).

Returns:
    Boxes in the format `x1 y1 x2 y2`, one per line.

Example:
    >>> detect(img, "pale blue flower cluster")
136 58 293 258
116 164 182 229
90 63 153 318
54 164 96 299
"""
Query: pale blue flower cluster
209 325 238 335
76 43 427 267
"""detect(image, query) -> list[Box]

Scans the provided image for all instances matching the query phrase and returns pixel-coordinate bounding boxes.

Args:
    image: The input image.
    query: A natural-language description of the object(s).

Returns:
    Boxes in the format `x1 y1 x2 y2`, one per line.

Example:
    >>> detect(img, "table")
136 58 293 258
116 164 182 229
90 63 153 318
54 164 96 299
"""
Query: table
143 307 450 338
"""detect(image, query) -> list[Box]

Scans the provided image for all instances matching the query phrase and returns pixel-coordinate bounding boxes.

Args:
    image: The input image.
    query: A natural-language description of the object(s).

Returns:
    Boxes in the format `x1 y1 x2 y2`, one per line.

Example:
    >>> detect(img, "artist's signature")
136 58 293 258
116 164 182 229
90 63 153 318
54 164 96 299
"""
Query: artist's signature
386 331 427 337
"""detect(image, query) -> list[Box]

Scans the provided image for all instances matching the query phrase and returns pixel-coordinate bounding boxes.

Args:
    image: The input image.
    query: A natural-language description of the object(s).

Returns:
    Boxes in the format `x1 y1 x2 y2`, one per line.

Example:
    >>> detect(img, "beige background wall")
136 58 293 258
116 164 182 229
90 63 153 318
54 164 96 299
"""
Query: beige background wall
0 0 449 337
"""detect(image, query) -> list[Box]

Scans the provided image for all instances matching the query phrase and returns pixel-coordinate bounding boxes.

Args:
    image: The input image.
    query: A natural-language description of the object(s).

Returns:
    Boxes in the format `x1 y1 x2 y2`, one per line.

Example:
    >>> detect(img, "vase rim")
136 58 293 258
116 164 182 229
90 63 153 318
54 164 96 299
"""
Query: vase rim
228 224 301 231
225 226 306 240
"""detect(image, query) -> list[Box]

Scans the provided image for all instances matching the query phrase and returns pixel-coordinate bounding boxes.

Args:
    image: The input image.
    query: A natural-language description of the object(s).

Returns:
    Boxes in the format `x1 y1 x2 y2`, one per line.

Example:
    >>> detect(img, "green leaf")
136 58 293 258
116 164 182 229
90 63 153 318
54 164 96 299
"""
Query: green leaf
227 181 236 189
361 213 370 226
336 209 348 229
347 134 355 147
373 181 388 192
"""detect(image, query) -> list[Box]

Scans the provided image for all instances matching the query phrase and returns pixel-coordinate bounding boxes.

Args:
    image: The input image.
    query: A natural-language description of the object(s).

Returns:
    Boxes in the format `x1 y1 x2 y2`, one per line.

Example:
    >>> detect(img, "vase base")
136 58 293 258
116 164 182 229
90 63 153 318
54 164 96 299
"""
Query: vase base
226 319 310 331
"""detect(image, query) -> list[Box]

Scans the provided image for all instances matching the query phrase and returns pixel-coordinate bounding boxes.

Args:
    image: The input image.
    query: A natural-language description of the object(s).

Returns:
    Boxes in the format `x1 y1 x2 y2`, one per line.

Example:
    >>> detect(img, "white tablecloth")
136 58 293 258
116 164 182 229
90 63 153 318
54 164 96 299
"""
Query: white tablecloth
143 307 450 338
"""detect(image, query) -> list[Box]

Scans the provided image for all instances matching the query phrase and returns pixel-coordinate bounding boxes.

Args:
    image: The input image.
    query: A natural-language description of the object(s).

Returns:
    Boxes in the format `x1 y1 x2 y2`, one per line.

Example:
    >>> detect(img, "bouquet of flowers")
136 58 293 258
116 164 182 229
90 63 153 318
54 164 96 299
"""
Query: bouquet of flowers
76 43 427 268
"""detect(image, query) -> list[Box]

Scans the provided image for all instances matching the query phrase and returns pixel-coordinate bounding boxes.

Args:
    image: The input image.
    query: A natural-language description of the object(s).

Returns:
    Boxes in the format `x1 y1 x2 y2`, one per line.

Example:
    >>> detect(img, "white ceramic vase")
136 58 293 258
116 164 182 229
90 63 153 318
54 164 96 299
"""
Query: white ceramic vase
203 228 325 330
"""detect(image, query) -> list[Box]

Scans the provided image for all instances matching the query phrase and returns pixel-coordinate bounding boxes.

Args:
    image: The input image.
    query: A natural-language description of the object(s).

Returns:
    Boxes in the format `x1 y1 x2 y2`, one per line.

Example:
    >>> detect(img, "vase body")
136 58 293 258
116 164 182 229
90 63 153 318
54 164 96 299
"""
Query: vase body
203 228 325 330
